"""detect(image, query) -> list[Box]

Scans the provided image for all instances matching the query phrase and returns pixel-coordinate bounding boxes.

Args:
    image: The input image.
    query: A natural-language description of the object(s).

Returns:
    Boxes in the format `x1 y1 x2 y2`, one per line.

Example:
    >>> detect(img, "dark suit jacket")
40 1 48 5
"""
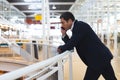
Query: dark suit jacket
59 20 113 71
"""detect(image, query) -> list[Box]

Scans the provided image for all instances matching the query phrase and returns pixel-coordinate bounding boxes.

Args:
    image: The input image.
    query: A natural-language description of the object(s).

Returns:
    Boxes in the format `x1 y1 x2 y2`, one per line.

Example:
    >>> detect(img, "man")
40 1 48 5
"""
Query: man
57 12 117 80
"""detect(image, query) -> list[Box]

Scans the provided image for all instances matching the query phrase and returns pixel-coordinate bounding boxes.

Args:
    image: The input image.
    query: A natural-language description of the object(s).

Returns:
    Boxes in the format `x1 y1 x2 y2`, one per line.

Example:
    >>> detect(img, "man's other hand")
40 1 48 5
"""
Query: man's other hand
57 48 62 54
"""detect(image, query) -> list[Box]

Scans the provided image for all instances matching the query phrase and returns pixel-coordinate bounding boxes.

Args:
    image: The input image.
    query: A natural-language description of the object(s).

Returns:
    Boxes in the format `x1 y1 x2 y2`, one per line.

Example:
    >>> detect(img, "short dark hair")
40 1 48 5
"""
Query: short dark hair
60 12 75 21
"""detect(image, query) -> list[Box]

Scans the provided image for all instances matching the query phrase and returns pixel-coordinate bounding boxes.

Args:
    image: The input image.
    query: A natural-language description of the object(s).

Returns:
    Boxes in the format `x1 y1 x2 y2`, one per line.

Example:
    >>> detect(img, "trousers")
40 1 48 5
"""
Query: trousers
84 62 117 80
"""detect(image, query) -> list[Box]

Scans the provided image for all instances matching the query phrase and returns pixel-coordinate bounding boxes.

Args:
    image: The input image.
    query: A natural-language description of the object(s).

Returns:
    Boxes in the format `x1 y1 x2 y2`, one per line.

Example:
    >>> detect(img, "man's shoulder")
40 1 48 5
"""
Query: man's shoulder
74 20 89 27
76 20 88 25
74 20 92 32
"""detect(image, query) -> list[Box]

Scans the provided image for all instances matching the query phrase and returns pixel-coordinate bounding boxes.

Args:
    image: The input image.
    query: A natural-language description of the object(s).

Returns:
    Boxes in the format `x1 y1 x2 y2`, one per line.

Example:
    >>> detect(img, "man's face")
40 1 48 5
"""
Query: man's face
60 18 73 31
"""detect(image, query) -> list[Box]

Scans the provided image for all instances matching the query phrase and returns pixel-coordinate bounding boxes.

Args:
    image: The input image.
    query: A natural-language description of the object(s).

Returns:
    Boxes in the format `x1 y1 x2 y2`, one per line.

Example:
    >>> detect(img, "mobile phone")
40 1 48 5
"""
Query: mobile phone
61 27 65 30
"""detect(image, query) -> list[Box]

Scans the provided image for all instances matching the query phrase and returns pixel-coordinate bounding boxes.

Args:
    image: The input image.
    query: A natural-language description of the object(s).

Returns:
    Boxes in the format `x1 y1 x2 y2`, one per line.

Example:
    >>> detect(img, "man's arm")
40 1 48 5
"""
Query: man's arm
58 22 90 53
57 27 72 53
62 35 70 43
61 27 70 43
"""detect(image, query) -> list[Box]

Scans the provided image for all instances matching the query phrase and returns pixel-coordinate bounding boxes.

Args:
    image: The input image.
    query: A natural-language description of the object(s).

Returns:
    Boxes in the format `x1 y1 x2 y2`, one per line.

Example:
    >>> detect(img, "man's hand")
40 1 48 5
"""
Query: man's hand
61 27 67 36
57 48 62 54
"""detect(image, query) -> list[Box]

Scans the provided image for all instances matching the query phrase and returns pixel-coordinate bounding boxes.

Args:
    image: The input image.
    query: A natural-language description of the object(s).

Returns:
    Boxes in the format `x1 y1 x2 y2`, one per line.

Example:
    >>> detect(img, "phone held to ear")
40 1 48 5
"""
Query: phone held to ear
61 27 65 30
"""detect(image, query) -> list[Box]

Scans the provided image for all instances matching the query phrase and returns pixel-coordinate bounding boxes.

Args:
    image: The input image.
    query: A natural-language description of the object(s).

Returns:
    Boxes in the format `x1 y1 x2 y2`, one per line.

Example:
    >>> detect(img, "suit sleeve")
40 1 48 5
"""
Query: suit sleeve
58 22 90 53
62 34 70 43
59 33 79 52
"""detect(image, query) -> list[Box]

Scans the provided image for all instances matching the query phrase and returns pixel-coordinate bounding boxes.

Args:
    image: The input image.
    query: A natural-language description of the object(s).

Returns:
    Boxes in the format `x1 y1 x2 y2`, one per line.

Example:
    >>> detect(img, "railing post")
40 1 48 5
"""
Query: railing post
58 60 64 80
69 52 73 80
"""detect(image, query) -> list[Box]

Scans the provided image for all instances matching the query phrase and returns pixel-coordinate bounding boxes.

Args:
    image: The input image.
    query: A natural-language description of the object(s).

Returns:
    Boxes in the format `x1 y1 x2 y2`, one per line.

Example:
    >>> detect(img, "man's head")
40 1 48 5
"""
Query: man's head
60 12 75 31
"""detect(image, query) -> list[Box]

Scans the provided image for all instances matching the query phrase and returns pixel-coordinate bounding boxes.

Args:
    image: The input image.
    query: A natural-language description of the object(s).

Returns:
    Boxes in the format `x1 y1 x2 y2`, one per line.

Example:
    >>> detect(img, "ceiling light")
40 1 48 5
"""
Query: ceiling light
4 7 8 11
52 5 56 9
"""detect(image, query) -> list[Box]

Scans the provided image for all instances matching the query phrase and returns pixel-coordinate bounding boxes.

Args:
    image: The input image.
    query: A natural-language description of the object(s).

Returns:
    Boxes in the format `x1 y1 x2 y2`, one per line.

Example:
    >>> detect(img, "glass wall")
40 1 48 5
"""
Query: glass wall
0 0 26 39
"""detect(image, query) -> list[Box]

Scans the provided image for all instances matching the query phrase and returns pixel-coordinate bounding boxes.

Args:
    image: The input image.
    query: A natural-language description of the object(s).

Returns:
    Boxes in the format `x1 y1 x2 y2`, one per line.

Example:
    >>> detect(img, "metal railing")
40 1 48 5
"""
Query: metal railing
0 50 73 80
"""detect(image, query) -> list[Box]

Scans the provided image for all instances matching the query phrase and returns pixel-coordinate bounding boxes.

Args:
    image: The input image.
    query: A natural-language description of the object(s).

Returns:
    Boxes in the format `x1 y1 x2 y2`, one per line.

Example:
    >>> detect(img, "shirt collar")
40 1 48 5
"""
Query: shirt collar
70 21 75 31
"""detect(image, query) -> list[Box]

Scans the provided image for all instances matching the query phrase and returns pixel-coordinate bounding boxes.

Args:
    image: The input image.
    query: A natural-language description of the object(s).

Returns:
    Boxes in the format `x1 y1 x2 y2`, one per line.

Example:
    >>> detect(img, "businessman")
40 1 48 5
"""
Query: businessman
57 12 117 80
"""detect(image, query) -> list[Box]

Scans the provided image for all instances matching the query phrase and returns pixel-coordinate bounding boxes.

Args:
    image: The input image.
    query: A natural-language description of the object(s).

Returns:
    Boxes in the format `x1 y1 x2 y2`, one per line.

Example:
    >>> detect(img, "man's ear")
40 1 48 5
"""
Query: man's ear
69 19 73 23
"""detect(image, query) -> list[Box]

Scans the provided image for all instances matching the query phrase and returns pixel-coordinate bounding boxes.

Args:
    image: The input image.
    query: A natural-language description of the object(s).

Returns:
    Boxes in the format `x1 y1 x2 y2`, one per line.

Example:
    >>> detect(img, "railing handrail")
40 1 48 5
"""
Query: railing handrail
0 51 72 80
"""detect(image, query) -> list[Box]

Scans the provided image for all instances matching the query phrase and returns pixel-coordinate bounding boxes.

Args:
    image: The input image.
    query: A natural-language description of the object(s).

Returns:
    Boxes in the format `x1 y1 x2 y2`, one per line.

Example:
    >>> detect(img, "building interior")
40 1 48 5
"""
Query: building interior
0 0 120 80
